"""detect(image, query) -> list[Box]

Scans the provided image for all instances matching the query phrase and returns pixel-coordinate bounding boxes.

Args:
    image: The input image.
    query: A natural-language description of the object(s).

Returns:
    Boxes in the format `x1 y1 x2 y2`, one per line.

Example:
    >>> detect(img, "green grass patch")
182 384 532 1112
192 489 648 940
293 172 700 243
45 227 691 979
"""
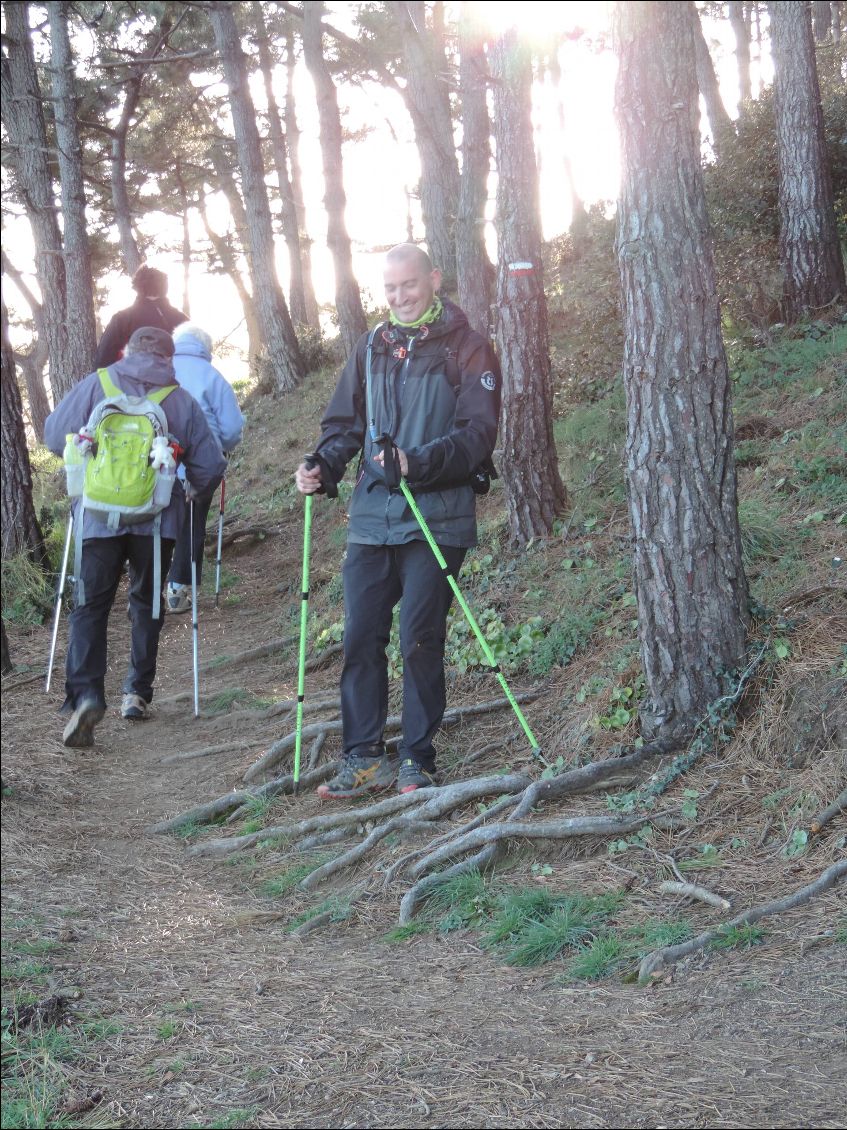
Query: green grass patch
708 923 767 950
260 857 332 899
0 553 53 627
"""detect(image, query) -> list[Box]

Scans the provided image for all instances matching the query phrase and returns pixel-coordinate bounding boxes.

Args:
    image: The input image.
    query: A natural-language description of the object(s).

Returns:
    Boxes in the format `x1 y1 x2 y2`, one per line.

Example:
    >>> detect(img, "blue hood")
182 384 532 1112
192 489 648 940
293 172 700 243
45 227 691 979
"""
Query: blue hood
174 333 211 362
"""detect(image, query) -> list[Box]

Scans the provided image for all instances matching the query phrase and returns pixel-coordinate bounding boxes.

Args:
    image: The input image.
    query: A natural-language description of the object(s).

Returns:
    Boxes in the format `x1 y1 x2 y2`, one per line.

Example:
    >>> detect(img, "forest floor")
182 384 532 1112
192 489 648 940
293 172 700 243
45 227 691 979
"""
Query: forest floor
2 327 846 1130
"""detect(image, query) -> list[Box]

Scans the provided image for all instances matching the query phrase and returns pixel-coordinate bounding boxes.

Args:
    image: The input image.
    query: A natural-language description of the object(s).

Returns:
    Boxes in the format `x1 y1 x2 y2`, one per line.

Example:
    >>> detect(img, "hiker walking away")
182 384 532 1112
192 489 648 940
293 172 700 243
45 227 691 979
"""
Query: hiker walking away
94 266 187 369
295 243 501 798
164 324 244 614
44 327 226 747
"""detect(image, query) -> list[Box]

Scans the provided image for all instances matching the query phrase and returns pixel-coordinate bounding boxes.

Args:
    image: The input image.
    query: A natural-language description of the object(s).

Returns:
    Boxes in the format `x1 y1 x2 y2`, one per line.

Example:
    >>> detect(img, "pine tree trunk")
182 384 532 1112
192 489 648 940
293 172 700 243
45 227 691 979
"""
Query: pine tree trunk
394 1 461 291
456 4 493 339
111 73 144 275
253 3 310 329
301 3 367 356
812 0 834 39
209 3 304 394
1 2 70 403
728 1 752 107
1 299 48 567
197 193 263 370
47 1 98 376
614 0 749 741
174 160 192 317
769 1 846 319
833 1 842 43
286 26 321 330
1 617 11 675
1 250 53 441
690 2 735 158
490 31 567 546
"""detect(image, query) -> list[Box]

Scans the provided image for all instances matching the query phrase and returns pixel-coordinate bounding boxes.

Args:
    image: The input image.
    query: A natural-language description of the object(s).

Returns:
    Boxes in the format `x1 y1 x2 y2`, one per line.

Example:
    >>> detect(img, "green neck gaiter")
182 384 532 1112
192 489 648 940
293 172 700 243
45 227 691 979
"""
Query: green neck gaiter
389 296 443 329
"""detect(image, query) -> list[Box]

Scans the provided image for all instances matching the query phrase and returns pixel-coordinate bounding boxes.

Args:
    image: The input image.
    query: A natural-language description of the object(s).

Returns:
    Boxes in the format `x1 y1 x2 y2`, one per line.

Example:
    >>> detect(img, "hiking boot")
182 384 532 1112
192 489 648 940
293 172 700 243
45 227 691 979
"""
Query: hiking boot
121 693 150 721
397 758 438 794
62 698 105 748
316 752 399 800
166 583 191 614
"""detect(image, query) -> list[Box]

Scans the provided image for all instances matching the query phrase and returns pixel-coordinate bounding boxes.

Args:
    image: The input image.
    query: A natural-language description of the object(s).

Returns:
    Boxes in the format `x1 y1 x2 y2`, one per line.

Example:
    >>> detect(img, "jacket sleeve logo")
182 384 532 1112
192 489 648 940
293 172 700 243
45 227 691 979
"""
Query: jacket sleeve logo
481 372 496 391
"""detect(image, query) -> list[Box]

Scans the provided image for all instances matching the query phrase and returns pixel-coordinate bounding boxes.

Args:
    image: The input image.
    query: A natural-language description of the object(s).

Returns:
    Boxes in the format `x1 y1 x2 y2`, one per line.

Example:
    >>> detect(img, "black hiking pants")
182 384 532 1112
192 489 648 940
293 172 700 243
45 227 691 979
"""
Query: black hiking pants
63 534 175 712
340 540 466 771
168 488 214 588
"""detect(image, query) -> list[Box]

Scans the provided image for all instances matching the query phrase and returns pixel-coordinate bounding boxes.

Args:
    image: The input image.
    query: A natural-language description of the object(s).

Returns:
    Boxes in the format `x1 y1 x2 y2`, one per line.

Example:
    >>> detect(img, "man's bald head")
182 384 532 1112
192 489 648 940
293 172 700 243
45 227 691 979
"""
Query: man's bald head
383 244 441 325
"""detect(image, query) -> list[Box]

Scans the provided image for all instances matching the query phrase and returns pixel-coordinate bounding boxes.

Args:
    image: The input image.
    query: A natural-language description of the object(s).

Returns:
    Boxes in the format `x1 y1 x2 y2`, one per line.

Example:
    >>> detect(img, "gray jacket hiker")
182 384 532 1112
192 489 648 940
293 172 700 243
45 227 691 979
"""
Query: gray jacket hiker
44 327 226 746
296 245 501 799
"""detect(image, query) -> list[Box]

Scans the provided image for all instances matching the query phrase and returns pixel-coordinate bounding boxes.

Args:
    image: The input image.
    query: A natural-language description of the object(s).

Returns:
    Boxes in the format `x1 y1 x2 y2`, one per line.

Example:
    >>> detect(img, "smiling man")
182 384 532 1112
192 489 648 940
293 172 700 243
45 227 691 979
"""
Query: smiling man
295 243 501 799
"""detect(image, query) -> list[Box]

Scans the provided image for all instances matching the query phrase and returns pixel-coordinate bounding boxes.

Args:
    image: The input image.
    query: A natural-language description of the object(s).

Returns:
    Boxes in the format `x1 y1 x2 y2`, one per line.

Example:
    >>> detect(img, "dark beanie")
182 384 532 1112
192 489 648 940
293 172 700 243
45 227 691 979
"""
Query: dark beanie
126 326 175 359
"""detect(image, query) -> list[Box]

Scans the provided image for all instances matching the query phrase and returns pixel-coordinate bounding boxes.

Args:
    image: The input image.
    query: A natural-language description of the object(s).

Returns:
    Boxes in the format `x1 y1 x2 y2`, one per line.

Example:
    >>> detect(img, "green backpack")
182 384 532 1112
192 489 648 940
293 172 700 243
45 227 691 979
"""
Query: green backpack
68 370 178 617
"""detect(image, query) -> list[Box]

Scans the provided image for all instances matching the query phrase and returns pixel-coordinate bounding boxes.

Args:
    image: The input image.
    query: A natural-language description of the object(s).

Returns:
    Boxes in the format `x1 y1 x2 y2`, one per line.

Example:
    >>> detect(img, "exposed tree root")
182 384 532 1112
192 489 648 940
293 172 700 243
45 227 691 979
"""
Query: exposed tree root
639 859 847 982
810 789 847 835
146 764 334 834
185 772 531 860
161 740 256 765
242 692 538 783
217 524 279 550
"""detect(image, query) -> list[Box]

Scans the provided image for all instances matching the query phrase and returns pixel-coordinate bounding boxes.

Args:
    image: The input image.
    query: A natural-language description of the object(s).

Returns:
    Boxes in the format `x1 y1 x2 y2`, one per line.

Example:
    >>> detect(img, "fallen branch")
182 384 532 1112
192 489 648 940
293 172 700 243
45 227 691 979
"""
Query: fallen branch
810 789 847 836
658 880 731 911
639 859 847 982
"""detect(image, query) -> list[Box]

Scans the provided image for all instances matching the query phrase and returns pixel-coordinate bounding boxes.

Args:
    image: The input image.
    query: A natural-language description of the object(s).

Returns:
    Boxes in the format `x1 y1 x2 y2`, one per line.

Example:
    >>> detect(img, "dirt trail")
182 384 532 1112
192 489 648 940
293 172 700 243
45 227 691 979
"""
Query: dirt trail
2 542 845 1130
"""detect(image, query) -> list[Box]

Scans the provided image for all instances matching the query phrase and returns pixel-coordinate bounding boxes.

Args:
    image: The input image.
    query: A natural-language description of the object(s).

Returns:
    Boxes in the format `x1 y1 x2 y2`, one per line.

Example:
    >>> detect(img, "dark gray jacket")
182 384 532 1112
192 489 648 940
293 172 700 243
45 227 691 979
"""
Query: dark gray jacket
44 353 227 541
316 301 501 548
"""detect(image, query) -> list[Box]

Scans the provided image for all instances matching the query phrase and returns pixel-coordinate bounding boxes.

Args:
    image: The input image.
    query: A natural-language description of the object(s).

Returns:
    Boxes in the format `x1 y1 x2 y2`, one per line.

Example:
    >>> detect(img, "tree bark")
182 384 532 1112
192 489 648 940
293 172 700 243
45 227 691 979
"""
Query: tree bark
833 1 842 43
456 3 493 339
689 2 735 158
613 0 749 741
728 1 752 108
0 2 70 403
393 1 461 291
252 3 310 330
769 1 846 319
174 159 192 316
47 1 98 377
301 3 367 356
286 25 321 330
209 2 304 394
490 30 567 546
1 299 48 567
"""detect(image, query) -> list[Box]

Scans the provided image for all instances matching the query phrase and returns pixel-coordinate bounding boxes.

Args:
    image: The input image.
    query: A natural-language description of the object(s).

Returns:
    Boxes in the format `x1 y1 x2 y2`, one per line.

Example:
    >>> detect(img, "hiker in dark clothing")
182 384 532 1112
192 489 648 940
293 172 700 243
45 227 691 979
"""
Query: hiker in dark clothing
93 266 187 369
295 244 501 799
44 327 226 747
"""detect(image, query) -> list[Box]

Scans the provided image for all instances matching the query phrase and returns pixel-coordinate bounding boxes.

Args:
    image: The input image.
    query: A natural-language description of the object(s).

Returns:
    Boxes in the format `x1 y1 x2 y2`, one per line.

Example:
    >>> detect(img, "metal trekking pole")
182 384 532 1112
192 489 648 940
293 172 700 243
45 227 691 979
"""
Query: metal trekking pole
45 512 74 694
214 476 226 608
190 499 200 718
377 435 542 758
294 454 337 793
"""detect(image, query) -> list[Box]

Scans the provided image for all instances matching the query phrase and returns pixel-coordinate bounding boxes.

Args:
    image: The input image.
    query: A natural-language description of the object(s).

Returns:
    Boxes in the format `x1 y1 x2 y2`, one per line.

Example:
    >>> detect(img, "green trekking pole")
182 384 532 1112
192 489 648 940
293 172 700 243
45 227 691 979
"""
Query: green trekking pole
377 435 541 759
294 454 337 793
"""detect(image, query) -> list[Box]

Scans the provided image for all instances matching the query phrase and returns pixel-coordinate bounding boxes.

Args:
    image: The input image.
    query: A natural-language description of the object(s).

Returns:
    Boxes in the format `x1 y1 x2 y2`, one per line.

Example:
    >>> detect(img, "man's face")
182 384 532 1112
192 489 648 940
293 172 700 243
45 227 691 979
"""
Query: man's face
383 256 441 324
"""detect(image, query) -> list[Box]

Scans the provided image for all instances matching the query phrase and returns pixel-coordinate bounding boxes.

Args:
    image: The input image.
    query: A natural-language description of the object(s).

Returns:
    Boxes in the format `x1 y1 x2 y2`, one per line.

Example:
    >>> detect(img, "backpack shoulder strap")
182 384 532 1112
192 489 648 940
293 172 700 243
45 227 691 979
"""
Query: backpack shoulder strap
148 385 177 405
97 368 121 398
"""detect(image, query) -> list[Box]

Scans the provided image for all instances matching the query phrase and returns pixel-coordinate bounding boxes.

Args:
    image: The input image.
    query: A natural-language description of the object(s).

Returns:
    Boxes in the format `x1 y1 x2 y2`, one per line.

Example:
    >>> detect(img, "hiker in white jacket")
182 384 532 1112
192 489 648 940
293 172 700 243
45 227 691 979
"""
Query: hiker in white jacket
165 324 244 614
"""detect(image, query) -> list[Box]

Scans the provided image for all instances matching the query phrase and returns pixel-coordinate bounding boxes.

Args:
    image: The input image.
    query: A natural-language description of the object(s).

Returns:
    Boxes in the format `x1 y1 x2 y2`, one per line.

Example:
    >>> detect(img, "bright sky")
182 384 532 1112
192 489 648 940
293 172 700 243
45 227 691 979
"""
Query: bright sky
4 2 774 379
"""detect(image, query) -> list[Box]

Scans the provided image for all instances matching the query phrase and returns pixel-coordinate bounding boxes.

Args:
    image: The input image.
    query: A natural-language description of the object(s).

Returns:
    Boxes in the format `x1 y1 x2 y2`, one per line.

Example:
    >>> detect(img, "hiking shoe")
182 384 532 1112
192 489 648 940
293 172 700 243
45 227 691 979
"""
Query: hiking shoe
397 758 438 794
316 752 399 800
62 698 105 748
166 583 191 614
121 693 150 721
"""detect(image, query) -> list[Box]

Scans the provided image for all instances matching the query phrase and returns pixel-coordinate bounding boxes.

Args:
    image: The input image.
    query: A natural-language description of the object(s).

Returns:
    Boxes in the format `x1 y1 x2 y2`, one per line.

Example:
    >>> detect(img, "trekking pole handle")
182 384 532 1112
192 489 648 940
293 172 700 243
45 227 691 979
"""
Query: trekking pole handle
375 433 401 490
304 452 337 498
